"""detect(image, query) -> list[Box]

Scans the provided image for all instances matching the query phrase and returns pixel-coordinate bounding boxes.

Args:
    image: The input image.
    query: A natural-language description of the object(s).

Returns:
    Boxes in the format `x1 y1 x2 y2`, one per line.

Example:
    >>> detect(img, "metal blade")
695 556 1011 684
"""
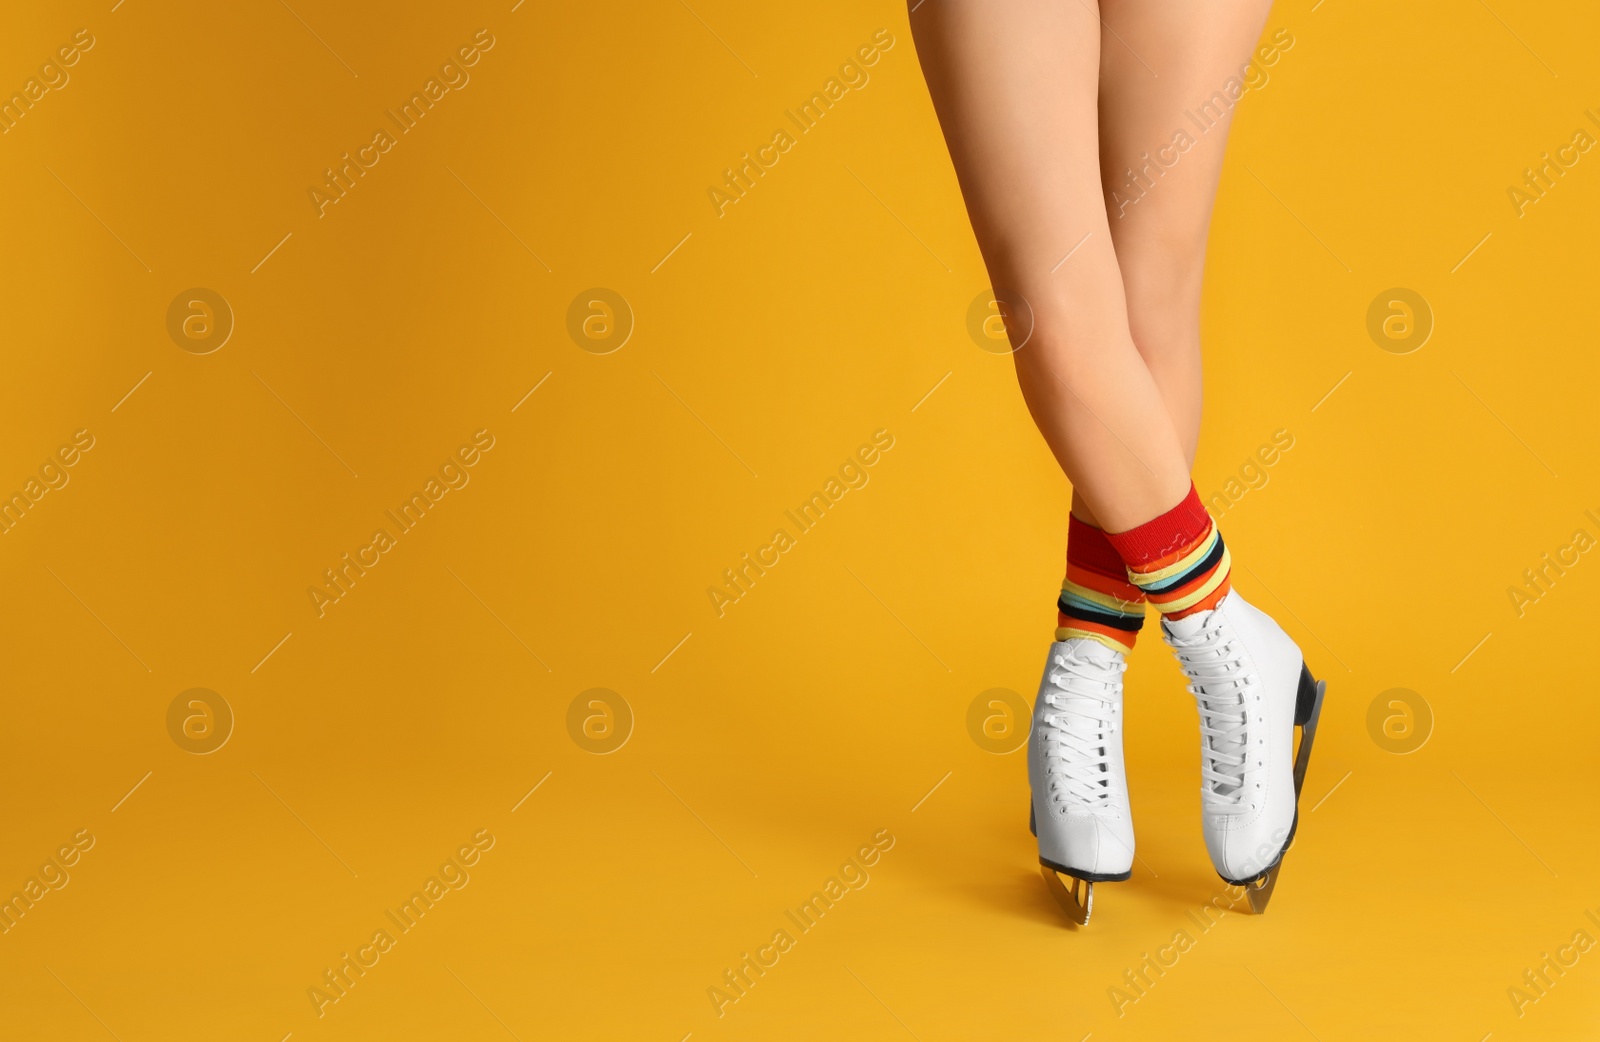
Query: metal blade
1040 866 1093 925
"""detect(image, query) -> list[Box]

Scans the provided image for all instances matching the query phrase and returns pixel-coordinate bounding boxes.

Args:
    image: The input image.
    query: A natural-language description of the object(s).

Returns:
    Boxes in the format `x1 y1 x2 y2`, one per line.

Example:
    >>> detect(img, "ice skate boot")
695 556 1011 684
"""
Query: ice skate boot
1027 638 1134 925
1162 590 1326 913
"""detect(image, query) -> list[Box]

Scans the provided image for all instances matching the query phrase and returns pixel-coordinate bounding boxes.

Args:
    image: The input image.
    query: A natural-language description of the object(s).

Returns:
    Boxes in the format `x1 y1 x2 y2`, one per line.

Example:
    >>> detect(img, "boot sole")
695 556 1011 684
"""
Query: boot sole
1029 803 1134 881
1040 856 1132 883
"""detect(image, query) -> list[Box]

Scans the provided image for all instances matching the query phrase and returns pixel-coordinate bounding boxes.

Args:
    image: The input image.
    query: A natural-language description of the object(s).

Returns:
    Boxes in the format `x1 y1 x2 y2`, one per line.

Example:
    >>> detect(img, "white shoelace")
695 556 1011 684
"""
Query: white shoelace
1040 650 1126 810
1167 614 1256 816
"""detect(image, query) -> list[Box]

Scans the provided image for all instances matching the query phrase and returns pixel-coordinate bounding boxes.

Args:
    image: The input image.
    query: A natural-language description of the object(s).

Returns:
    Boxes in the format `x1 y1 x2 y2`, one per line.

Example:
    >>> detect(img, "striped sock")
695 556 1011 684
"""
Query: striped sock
1105 484 1232 620
1055 513 1146 652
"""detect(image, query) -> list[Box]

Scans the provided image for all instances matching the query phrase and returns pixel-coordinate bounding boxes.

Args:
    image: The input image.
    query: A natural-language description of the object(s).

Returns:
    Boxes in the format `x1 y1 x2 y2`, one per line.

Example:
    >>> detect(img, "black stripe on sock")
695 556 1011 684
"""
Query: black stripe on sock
1057 599 1146 633
1139 532 1227 595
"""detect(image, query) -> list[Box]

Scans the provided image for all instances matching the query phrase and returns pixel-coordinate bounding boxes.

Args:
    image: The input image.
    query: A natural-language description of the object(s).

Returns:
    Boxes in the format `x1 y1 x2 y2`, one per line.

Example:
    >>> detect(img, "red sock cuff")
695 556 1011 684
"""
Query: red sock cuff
1066 513 1126 578
1104 484 1212 568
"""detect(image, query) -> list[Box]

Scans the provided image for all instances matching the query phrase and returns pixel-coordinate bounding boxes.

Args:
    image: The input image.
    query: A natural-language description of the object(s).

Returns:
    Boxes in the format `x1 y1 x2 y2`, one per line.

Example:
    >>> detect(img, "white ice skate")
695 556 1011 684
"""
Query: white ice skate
1162 589 1326 913
1027 639 1134 925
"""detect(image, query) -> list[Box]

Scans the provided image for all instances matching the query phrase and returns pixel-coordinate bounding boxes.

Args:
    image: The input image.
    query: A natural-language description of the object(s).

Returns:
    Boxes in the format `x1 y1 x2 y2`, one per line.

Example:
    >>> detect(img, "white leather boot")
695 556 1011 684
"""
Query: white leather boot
1028 638 1134 923
1162 589 1325 909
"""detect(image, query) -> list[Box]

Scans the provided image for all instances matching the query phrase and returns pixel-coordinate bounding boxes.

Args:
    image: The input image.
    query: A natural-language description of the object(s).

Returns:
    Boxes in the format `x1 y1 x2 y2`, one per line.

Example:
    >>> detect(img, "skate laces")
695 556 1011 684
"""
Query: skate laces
1166 613 1255 815
1040 649 1126 810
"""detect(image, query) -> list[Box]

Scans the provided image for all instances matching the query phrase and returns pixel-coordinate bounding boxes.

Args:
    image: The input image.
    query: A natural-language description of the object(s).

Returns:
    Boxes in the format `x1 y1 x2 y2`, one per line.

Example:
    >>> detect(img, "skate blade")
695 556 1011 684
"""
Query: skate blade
1040 865 1093 926
1246 677 1327 915
1244 866 1279 913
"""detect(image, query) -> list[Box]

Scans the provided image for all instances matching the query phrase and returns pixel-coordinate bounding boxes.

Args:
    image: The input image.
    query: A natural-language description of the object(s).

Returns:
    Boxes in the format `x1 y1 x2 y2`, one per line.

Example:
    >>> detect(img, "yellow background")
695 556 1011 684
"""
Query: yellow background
1 0 1597 1038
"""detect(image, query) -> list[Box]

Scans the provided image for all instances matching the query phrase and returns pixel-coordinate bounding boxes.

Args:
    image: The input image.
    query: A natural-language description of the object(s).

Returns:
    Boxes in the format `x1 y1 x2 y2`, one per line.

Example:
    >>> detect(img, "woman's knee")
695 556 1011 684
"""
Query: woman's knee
1118 236 1205 352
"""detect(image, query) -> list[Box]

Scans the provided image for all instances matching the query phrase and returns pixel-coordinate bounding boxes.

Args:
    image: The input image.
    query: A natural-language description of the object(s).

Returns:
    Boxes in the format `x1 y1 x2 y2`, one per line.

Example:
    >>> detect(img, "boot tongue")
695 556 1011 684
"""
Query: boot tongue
1058 637 1121 668
1159 609 1249 797
1162 607 1214 641
1049 638 1120 742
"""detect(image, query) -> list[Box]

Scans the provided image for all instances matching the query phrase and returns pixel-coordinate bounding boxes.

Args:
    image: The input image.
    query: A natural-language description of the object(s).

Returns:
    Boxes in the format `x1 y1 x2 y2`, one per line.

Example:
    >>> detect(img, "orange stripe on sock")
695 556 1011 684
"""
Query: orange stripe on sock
1065 562 1144 604
1162 575 1232 619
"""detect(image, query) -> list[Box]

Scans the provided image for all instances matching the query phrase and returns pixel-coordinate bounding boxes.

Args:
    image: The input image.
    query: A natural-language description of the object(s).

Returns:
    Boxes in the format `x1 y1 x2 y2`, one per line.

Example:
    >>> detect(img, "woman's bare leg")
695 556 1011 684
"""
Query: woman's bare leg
913 2 1326 907
911 0 1189 532
1093 3 1322 901
1069 0 1277 526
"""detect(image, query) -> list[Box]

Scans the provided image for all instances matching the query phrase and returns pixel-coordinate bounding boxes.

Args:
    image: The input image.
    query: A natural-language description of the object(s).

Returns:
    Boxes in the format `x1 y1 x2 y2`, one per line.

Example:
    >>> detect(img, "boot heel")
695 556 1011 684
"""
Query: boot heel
1295 664 1319 725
